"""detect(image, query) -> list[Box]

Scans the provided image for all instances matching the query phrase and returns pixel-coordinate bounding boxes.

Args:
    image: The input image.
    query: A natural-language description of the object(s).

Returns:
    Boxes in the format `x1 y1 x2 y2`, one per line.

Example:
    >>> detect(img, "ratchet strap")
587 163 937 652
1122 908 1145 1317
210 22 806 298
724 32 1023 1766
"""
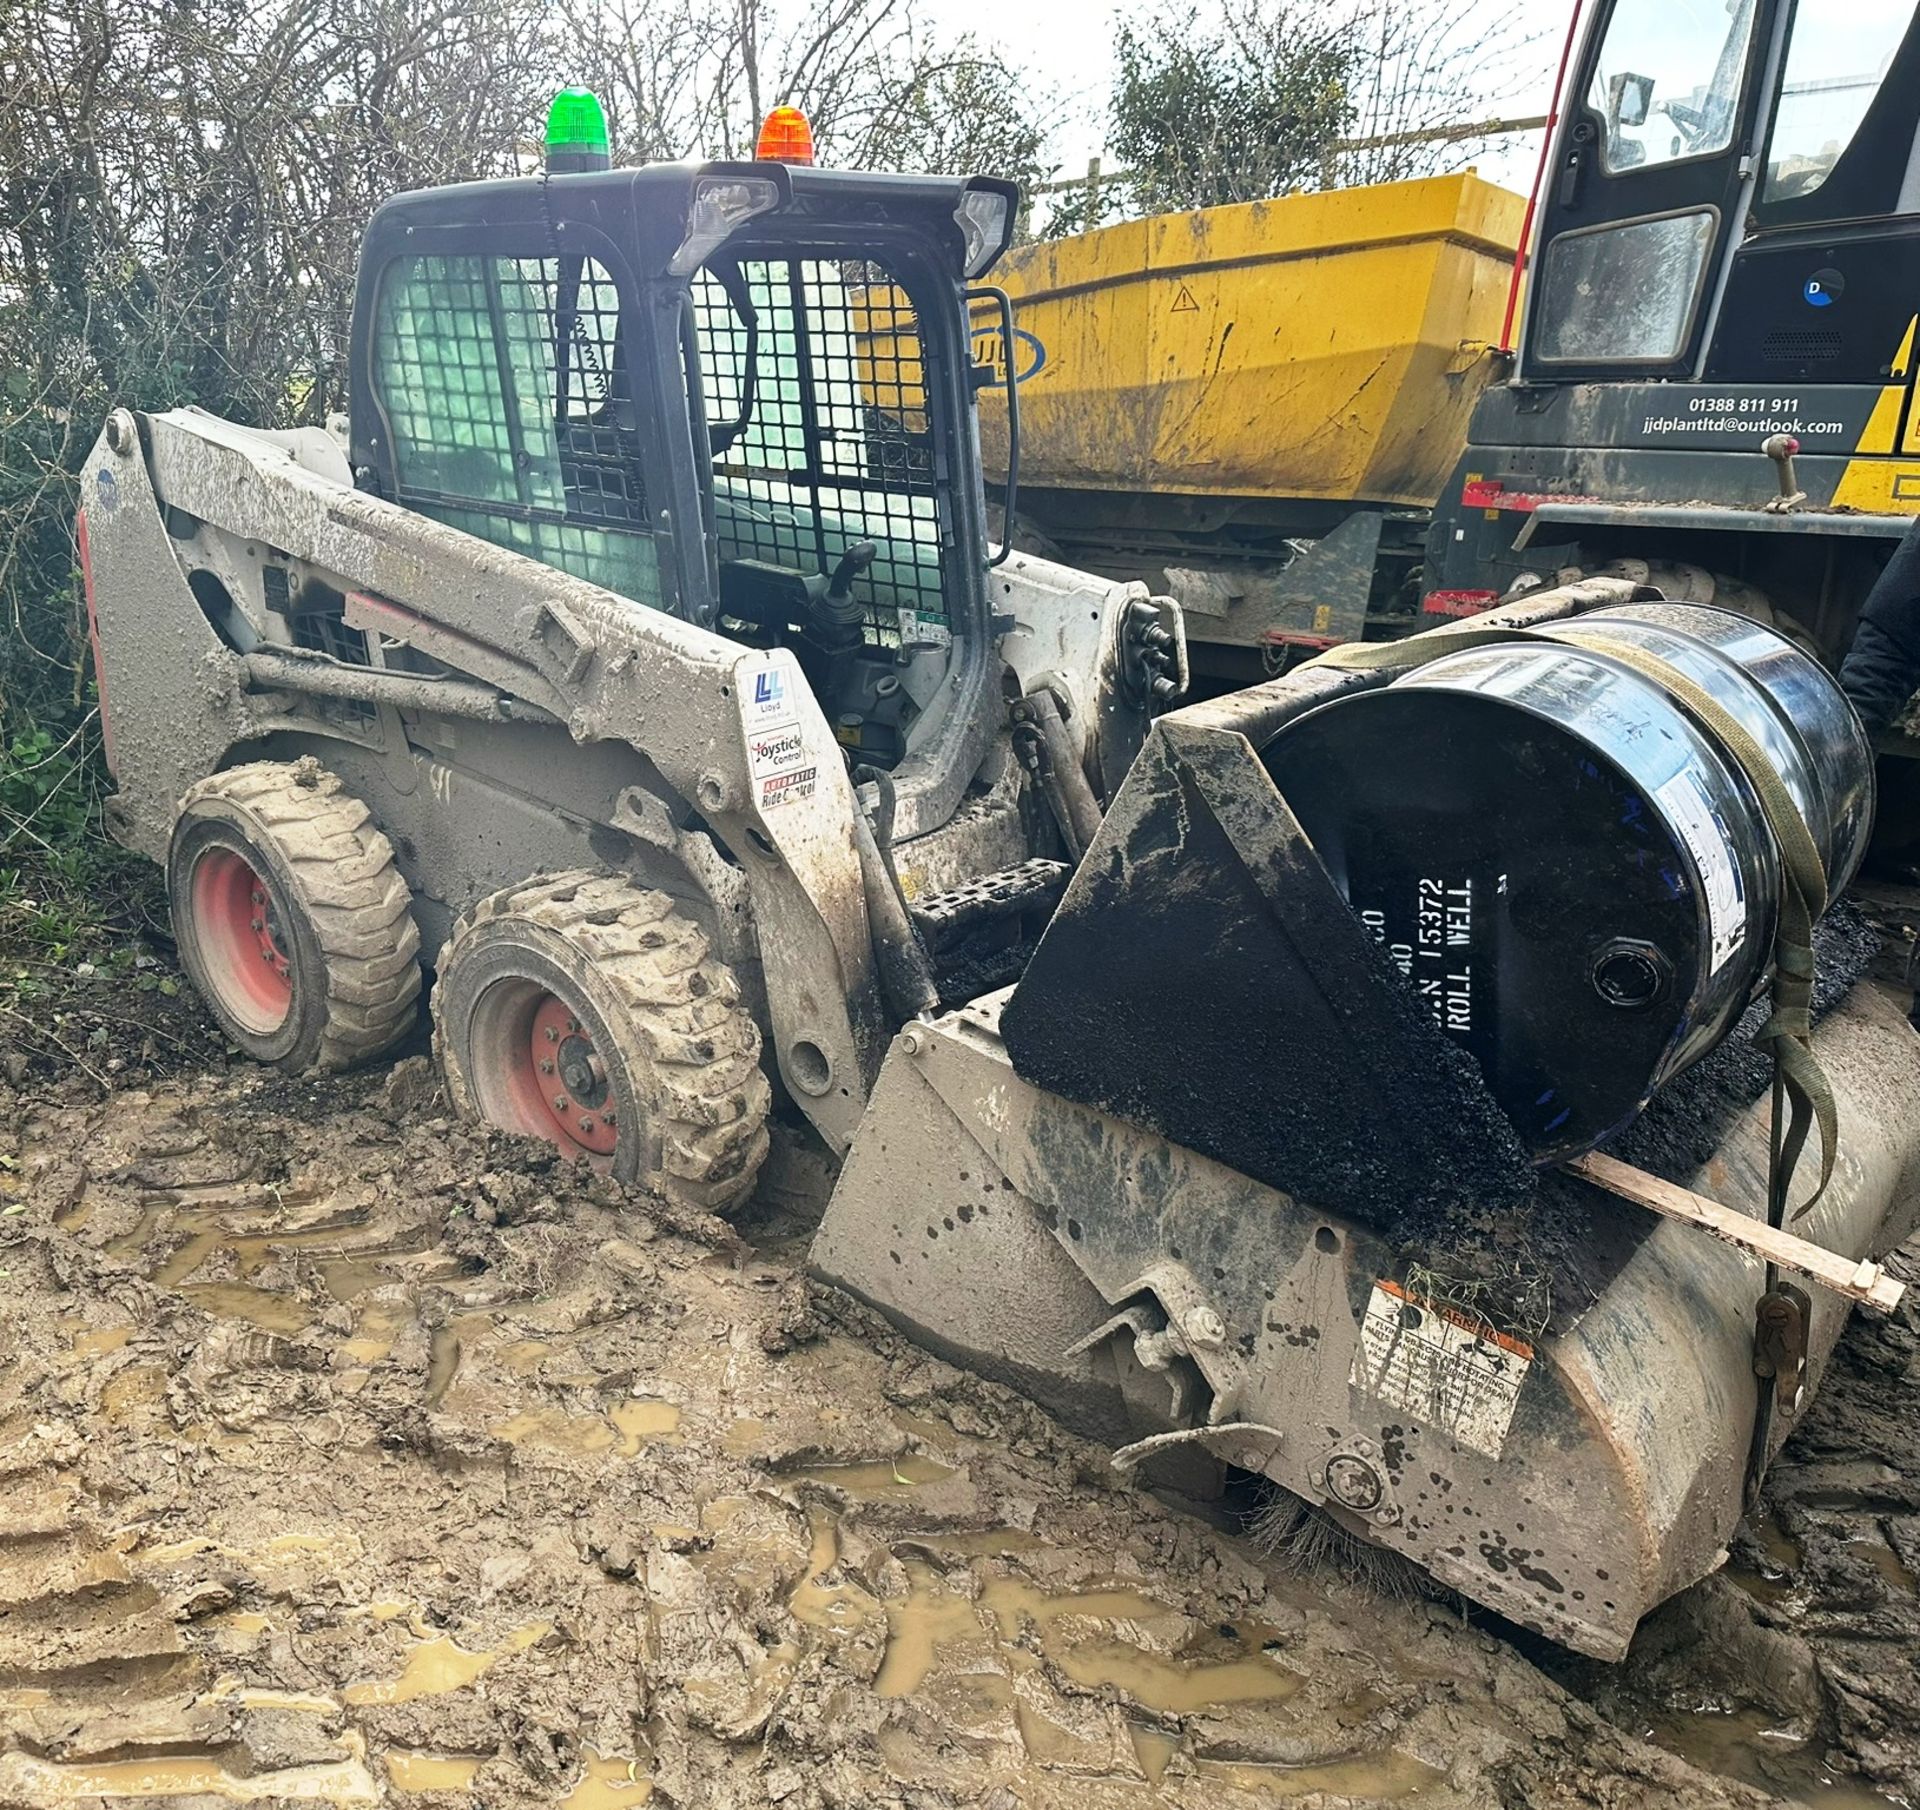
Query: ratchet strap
1304 623 1839 1217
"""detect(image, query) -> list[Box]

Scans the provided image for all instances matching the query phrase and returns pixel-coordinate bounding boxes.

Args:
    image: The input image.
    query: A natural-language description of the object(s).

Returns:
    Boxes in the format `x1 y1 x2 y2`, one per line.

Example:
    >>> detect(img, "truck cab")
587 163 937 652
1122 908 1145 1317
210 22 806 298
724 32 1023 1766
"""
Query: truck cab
1428 2 1920 675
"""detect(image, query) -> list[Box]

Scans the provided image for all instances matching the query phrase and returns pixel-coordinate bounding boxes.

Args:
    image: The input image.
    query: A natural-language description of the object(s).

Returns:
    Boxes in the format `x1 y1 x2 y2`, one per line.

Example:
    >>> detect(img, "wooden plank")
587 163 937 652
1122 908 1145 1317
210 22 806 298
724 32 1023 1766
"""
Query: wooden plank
1569 1152 1906 1316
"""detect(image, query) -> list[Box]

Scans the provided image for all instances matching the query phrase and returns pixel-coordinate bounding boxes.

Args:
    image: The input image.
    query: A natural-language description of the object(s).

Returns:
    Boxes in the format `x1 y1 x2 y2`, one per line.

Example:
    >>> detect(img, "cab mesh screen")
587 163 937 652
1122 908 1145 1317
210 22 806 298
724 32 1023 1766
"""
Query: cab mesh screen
694 256 946 642
371 254 663 608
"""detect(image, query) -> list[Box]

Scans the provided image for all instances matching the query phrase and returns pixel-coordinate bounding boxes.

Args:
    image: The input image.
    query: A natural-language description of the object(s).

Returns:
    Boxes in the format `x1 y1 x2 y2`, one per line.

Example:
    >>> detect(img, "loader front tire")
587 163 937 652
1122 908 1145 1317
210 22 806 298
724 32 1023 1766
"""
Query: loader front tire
168 760 423 1071
431 873 771 1215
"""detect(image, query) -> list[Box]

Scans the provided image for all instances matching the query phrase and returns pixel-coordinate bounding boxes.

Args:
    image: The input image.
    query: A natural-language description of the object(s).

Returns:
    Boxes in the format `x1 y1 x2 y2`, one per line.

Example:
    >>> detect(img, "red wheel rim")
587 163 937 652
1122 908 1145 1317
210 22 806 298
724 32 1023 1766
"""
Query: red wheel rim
190 847 293 1034
476 983 619 1160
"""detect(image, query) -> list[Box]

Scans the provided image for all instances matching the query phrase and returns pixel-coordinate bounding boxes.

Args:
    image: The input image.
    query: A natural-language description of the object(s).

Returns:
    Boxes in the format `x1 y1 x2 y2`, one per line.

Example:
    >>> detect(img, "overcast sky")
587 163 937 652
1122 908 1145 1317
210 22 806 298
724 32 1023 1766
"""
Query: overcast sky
948 0 1583 196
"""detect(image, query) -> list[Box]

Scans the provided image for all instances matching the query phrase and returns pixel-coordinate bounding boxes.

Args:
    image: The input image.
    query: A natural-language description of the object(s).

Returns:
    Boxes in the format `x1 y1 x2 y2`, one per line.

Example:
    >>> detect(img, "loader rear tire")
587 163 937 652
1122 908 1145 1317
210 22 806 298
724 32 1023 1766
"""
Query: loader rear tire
430 872 771 1216
168 759 423 1072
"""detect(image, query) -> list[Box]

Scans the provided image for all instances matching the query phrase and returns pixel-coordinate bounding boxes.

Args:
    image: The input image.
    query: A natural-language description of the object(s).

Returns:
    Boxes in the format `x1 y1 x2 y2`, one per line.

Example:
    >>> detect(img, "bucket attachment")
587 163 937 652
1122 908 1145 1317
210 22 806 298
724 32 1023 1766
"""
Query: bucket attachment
814 582 1920 1658
997 714 1533 1226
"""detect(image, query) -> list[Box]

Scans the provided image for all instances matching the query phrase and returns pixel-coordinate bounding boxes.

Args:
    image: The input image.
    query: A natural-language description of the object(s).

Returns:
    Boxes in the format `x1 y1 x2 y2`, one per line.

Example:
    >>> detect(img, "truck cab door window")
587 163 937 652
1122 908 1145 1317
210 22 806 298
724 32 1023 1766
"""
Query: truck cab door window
1589 0 1759 173
1763 1 1911 201
1534 209 1717 363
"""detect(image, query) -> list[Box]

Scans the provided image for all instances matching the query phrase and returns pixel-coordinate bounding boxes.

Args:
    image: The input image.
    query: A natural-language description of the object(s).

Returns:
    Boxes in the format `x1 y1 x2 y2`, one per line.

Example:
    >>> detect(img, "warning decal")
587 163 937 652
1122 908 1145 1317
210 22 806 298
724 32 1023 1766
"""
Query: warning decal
1349 1280 1532 1460
747 721 817 810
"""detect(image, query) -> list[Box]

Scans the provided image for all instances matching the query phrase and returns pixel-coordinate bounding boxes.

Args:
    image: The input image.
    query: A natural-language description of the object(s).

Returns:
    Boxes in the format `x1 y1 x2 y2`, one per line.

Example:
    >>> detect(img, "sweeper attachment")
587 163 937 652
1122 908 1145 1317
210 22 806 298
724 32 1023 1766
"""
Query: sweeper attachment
813 581 1920 1661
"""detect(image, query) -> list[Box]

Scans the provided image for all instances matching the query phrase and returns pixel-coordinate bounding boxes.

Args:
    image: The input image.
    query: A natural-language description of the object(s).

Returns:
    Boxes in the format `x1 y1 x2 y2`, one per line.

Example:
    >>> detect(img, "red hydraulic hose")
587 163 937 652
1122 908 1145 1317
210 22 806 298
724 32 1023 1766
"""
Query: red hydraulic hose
1499 0 1587 355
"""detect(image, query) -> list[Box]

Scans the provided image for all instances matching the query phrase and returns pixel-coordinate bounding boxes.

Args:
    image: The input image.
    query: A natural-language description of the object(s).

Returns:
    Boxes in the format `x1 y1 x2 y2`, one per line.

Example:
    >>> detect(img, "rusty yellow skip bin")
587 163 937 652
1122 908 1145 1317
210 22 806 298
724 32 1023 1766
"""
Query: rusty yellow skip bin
971 171 1524 510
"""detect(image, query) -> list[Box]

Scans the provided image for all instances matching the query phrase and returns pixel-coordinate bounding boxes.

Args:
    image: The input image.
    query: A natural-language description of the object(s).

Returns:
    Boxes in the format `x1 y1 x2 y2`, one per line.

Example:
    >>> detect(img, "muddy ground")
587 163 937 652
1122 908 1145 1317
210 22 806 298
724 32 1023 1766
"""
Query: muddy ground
2 1003 1920 1807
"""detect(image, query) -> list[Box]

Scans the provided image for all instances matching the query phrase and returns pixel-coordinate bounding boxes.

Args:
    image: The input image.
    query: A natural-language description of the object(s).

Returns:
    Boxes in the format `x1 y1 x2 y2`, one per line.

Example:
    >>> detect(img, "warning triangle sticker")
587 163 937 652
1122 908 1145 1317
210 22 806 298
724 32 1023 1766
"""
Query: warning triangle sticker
1171 285 1199 313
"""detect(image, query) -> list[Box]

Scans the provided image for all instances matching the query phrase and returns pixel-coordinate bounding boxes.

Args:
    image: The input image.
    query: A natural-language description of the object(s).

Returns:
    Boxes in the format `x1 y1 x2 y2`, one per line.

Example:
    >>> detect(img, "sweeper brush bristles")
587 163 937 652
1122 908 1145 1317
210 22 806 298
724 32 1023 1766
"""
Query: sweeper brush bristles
1248 1486 1450 1606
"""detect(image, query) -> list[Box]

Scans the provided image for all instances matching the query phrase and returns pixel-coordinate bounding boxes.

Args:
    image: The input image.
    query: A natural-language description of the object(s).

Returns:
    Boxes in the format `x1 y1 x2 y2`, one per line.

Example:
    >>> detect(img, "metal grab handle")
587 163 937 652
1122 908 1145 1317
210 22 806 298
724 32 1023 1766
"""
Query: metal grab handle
967 284 1020 569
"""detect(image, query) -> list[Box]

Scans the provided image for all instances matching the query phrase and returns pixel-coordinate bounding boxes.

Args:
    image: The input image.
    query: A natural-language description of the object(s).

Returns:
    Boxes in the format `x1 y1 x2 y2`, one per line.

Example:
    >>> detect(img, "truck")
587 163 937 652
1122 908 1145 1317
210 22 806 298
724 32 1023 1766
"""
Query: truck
1426 1 1920 692
966 172 1526 683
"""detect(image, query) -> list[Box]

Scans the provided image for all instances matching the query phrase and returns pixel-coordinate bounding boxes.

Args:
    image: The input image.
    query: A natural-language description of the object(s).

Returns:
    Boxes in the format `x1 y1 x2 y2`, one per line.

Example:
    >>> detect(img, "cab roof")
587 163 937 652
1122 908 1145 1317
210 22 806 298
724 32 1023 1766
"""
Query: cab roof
360 159 1019 285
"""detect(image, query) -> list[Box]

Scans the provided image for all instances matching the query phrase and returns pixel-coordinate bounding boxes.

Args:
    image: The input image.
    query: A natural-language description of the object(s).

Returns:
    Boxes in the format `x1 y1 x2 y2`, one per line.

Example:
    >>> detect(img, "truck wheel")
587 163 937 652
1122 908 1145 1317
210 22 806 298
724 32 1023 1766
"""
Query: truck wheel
430 872 771 1215
168 760 423 1071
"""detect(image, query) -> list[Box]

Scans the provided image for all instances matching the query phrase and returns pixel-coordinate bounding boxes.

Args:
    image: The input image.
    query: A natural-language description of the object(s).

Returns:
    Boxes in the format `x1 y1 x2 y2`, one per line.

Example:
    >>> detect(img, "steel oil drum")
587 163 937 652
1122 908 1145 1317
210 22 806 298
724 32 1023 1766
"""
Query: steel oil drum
1261 603 1873 1163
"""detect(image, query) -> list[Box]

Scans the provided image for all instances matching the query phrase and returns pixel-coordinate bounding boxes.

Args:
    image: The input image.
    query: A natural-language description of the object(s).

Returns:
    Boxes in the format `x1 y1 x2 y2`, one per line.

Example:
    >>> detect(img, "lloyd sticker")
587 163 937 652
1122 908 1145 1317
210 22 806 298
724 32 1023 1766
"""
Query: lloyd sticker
1654 767 1747 975
744 664 793 730
1350 1280 1532 1460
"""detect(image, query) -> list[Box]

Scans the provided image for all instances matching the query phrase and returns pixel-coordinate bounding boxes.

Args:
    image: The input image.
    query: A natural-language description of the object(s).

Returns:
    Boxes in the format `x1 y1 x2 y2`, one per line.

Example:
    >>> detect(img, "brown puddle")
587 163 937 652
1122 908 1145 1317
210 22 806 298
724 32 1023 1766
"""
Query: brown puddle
1648 1705 1902 1808
340 1298 412 1367
342 1621 550 1706
901 1527 1048 1559
0 1748 380 1803
875 1561 992 1696
793 1511 887 1639
979 1574 1168 1637
149 1219 363 1288
104 1186 422 1345
1197 1751 1440 1799
1849 1534 1919 1594
1728 1507 1804 1607
490 1399 680 1458
792 1454 955 1495
386 1750 485 1792
495 1338 553 1374
176 1281 315 1334
68 1325 131 1357
1053 1637 1302 1714
1130 1724 1180 1786
856 1548 1298 1718
425 1325 463 1403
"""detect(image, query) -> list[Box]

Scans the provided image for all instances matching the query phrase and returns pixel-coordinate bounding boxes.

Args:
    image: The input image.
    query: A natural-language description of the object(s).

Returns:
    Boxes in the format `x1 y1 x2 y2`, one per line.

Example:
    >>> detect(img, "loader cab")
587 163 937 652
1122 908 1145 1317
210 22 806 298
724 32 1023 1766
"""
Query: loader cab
345 104 1017 773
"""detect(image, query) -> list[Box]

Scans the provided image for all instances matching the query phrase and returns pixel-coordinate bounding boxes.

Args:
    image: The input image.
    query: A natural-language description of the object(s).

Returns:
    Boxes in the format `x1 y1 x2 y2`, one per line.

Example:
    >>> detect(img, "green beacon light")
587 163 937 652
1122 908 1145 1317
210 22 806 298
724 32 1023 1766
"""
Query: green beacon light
544 88 610 174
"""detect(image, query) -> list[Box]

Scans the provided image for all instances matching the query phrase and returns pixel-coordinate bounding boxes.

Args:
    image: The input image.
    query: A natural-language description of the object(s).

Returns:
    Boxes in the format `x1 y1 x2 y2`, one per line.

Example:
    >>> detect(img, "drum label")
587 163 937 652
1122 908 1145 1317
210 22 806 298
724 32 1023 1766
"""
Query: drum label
1350 1280 1532 1459
1655 769 1747 975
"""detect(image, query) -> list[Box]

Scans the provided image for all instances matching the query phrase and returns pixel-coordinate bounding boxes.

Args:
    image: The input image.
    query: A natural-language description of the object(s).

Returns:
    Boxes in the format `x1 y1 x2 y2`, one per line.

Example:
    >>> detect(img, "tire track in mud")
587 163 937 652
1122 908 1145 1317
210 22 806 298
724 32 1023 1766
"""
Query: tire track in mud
0 1062 1816 1808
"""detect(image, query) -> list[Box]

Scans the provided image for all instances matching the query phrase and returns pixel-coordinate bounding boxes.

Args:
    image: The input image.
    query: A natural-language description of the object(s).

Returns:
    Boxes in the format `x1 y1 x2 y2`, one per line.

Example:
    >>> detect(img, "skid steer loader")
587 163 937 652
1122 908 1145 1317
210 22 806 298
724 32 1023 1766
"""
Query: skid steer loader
77 93 1920 1662
77 95 1182 1214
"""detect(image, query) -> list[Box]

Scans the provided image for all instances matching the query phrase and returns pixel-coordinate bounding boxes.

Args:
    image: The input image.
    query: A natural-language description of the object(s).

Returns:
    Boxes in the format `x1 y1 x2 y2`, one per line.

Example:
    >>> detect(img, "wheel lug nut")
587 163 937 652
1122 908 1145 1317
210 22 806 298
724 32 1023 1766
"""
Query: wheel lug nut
539 1059 555 1074
553 1093 569 1111
261 948 276 962
249 917 263 931
567 1018 580 1033
251 888 264 904
578 1115 595 1133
